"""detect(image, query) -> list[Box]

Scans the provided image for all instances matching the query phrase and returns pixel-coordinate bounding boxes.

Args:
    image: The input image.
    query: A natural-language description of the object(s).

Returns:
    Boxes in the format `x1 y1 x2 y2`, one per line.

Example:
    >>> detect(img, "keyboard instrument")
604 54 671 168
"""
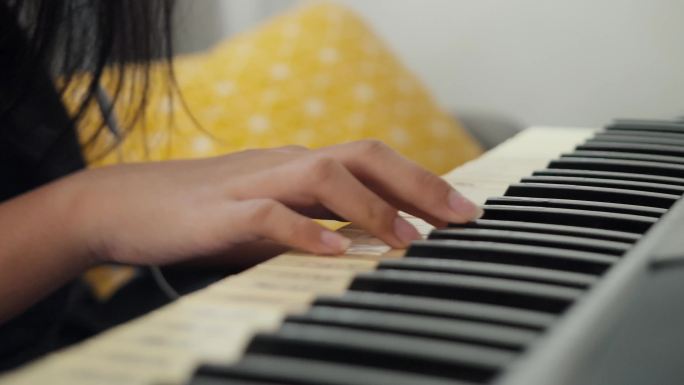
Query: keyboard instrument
4 121 684 385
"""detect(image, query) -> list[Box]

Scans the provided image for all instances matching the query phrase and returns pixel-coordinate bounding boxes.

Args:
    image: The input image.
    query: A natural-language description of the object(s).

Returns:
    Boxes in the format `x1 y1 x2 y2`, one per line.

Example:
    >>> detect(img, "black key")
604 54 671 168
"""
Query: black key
449 219 640 243
430 227 631 254
379 257 598 288
314 292 556 330
613 118 684 124
482 205 656 233
519 176 684 195
247 324 514 382
549 157 684 179
406 239 617 274
505 183 677 209
589 134 684 147
195 354 461 385
486 196 665 218
607 120 684 134
189 378 267 385
349 270 582 312
597 129 684 140
563 151 684 165
577 142 684 158
533 168 684 186
189 376 276 385
285 306 538 350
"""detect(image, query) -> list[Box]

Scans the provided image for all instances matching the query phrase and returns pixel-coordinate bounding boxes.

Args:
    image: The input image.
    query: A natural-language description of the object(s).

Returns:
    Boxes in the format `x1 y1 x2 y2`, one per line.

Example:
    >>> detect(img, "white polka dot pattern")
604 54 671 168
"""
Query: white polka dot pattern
69 3 481 174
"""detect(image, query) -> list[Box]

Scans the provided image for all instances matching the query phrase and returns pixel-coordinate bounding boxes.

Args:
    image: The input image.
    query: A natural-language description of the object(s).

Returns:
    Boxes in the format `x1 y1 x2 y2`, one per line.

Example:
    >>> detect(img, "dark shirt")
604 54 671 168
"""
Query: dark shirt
0 3 87 370
0 4 226 371
0 3 85 200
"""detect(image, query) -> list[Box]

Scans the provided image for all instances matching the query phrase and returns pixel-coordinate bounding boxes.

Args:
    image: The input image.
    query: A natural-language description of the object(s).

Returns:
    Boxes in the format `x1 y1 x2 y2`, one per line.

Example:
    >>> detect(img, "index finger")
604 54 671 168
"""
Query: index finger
321 140 483 225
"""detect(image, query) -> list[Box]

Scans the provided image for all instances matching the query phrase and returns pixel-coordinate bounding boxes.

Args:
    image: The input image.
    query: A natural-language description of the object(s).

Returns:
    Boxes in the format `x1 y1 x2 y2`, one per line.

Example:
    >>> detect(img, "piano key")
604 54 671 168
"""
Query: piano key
596 129 684 140
429 227 631 254
577 142 684 158
246 323 514 382
549 157 684 179
613 118 684 124
563 151 684 166
589 134 684 147
606 119 684 133
194 354 461 385
349 270 582 312
449 219 640 243
482 205 656 233
519 176 684 195
379 257 598 288
313 292 556 330
533 168 684 186
285 306 538 350
405 239 617 274
505 183 677 208
485 196 664 218
190 376 275 385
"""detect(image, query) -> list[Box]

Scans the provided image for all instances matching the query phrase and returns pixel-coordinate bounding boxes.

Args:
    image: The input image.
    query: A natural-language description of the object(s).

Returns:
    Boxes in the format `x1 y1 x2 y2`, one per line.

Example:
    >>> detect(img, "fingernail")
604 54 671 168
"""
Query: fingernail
393 216 422 246
320 230 351 253
448 190 483 219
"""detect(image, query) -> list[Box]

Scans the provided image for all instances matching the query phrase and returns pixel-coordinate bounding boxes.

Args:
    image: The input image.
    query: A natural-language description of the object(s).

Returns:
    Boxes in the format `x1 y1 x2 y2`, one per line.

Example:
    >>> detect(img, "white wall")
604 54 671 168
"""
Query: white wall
174 0 294 51
175 0 684 129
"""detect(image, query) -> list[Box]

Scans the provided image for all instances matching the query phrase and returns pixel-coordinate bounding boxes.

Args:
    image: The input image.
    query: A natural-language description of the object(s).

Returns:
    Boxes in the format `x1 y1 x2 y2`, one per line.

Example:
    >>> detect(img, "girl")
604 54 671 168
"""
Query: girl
0 0 481 369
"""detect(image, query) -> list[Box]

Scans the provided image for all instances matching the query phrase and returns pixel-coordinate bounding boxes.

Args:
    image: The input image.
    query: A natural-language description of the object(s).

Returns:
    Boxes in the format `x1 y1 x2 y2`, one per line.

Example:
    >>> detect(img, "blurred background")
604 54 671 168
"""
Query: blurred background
172 0 684 146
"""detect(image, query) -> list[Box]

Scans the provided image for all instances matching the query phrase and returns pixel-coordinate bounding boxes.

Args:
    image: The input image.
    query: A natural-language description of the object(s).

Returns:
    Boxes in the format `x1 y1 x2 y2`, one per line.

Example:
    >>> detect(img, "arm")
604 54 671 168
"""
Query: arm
0 140 482 323
0 173 93 323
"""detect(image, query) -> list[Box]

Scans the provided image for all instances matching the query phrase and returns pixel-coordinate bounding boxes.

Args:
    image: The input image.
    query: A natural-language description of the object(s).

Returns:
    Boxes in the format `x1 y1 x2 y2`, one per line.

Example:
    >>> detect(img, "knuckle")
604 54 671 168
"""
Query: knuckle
285 216 310 240
356 139 389 156
246 199 280 225
305 155 340 183
274 217 298 241
366 200 397 230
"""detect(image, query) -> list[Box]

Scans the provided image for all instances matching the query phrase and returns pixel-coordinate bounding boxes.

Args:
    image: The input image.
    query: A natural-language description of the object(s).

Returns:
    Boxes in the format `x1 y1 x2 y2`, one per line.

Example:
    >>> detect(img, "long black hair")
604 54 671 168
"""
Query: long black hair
0 1 179 368
1 0 177 153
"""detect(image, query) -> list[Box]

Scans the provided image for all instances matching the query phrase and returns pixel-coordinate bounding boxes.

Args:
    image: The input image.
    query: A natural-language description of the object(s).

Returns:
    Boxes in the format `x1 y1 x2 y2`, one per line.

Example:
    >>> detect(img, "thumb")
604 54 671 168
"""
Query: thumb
231 199 351 255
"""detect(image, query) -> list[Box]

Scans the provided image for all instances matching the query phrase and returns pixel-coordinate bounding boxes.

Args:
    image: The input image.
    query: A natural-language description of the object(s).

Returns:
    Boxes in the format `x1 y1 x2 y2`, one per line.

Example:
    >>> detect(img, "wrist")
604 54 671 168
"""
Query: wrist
49 169 104 268
0 170 103 321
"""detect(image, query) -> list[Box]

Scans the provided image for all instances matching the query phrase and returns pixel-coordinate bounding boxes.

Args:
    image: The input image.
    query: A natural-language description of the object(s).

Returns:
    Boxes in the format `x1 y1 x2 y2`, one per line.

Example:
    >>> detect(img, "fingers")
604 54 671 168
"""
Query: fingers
321 140 482 225
221 143 465 249
232 199 351 255
293 156 421 248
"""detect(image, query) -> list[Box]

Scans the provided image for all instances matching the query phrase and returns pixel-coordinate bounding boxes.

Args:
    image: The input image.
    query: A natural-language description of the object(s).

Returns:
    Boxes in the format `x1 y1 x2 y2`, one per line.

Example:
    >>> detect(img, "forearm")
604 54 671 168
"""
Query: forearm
0 174 93 324
0 141 481 324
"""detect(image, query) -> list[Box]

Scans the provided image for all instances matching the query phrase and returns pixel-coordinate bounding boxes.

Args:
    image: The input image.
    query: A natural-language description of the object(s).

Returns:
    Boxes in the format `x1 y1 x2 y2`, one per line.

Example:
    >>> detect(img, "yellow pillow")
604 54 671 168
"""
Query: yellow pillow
72 2 482 174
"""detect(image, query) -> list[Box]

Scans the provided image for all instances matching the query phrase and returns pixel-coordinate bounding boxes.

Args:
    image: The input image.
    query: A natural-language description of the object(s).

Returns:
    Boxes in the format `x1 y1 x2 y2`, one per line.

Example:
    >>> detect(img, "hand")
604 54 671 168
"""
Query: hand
70 140 481 266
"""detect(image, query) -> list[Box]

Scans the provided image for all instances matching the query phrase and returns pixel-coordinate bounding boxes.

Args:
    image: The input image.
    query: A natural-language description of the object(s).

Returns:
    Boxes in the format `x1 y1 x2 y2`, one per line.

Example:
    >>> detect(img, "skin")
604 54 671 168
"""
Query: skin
0 140 482 323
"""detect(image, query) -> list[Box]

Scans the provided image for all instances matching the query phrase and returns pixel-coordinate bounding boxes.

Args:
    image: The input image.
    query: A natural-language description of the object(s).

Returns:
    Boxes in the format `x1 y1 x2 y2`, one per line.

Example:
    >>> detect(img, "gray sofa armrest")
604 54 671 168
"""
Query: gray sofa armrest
455 110 524 150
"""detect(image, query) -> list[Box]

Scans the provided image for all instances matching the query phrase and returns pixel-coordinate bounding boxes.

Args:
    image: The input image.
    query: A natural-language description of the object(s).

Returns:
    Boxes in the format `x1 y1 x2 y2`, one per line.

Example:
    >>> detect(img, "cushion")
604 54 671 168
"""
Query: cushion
69 2 481 174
